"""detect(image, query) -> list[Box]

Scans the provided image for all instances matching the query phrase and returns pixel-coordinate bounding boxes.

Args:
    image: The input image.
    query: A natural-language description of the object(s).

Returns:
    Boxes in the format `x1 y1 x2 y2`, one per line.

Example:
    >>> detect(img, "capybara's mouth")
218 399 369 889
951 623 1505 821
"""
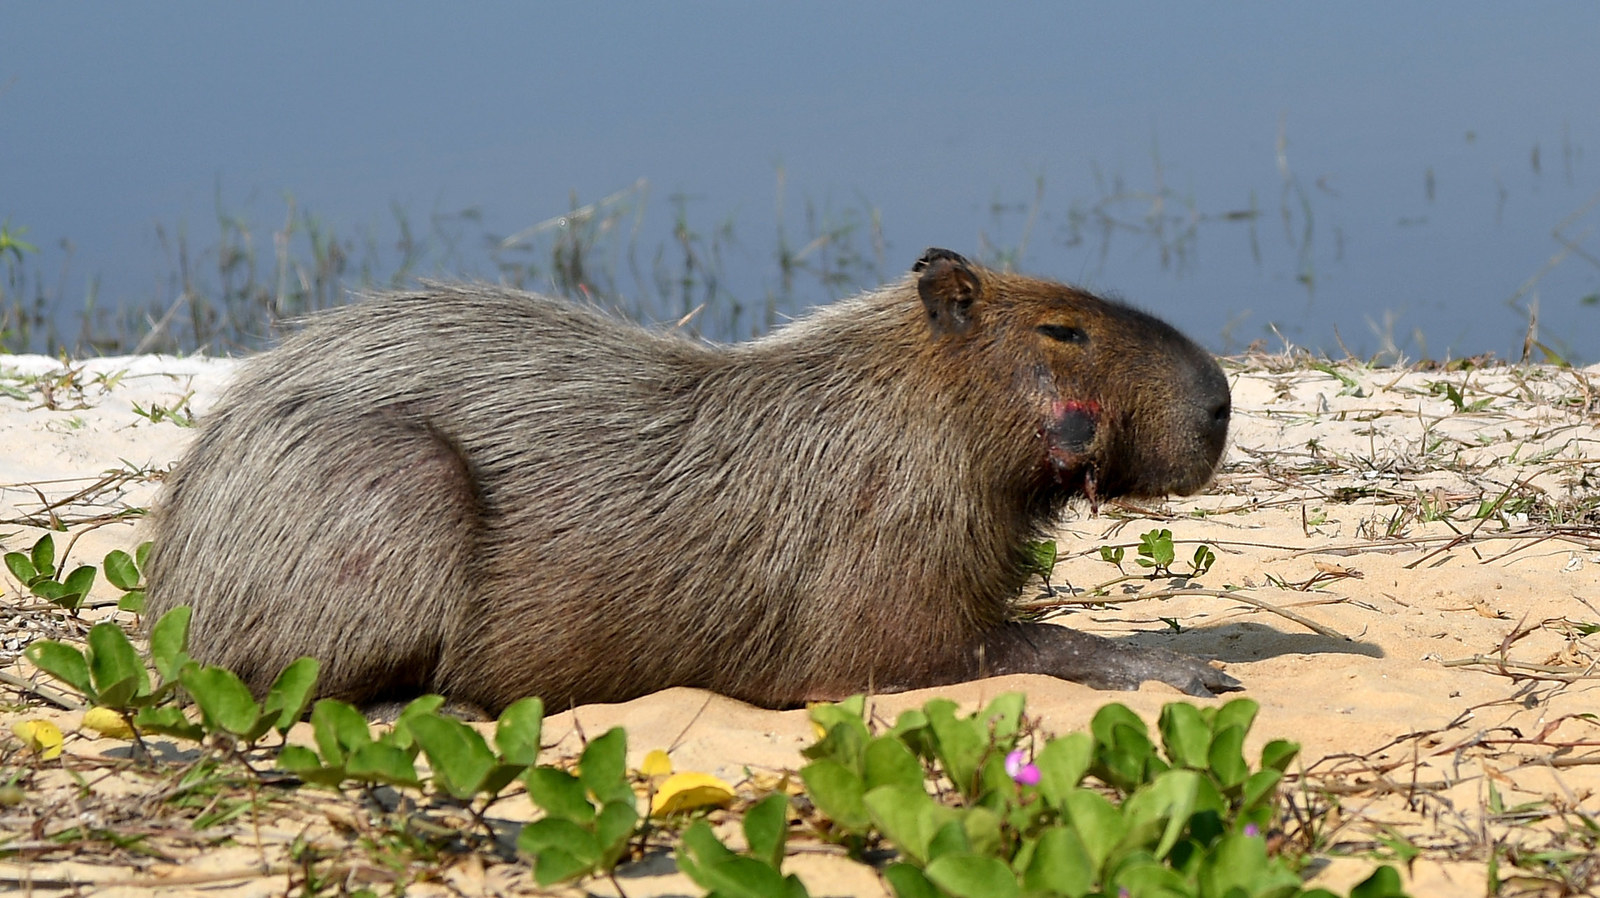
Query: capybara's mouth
1042 398 1104 505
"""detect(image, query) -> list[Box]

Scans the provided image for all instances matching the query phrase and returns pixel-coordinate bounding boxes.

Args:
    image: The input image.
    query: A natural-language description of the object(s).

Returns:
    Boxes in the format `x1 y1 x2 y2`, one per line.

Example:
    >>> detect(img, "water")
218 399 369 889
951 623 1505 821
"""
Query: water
4 2 1597 360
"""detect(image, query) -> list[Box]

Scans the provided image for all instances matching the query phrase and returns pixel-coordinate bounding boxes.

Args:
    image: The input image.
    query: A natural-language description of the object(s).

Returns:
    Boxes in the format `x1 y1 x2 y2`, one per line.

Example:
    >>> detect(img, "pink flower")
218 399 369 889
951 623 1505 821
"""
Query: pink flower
1004 750 1040 786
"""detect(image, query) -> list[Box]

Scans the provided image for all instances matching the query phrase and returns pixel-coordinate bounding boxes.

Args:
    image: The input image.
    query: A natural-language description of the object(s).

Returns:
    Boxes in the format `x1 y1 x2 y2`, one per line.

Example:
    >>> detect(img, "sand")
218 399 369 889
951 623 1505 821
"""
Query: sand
1 352 1597 897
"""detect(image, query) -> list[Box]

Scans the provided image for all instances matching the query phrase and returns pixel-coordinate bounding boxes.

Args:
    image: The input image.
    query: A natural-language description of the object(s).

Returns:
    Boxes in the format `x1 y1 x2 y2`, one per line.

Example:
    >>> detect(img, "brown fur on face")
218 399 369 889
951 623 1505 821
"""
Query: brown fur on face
143 249 1235 713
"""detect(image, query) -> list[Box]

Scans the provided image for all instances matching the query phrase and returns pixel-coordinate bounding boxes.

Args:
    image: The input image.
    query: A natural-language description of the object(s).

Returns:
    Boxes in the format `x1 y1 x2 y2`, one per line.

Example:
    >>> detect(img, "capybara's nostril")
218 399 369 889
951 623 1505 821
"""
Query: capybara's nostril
1211 396 1231 428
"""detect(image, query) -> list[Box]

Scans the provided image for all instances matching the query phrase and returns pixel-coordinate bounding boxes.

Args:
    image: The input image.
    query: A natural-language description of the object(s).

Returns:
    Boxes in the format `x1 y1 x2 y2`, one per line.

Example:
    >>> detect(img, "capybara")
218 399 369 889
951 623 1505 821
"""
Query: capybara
143 248 1236 713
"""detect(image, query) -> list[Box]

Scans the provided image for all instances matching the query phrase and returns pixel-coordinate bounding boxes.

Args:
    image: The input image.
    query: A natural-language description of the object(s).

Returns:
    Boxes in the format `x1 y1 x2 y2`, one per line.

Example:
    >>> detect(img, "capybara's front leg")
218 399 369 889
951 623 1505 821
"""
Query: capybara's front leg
974 622 1241 698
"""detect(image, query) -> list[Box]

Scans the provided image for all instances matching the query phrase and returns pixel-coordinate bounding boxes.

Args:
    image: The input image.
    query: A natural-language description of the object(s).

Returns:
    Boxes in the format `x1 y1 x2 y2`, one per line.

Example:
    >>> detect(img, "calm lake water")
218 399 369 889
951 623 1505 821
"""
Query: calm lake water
4 2 1598 361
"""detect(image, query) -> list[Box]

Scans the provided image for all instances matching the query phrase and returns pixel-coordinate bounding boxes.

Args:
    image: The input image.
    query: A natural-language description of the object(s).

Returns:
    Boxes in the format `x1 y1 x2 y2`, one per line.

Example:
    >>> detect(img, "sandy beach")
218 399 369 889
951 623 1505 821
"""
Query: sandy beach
2 352 1597 897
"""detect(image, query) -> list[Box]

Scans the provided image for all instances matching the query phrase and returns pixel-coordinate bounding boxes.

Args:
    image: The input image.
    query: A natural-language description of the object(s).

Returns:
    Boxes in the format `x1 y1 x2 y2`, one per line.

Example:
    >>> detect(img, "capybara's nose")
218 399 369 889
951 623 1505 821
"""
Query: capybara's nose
1210 394 1231 432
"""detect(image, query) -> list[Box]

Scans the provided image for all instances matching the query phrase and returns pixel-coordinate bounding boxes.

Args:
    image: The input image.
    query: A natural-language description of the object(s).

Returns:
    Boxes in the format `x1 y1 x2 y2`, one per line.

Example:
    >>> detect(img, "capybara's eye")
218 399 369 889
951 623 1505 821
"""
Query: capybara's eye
1037 324 1088 344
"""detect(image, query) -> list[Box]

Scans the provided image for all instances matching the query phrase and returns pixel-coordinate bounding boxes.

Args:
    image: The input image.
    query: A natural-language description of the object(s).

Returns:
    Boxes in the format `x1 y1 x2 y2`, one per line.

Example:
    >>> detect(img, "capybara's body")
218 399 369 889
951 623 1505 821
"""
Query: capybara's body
144 250 1234 713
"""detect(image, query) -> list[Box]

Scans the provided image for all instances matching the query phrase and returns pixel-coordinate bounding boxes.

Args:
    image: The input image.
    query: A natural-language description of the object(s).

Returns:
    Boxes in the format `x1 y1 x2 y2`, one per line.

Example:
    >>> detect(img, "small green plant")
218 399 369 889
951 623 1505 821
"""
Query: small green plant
3 535 152 613
0 220 38 263
517 725 640 886
103 541 151 612
795 694 1405 898
131 393 196 427
278 696 431 790
1310 362 1364 397
678 793 808 898
23 604 319 751
1098 529 1215 580
1429 380 1492 413
5 533 96 612
178 657 321 748
14 585 1407 896
1023 540 1060 592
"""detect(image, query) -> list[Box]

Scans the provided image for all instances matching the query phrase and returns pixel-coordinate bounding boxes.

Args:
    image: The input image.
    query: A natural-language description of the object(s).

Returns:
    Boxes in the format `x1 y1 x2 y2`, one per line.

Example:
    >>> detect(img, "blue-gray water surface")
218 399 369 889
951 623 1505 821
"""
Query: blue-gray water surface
4 2 1598 361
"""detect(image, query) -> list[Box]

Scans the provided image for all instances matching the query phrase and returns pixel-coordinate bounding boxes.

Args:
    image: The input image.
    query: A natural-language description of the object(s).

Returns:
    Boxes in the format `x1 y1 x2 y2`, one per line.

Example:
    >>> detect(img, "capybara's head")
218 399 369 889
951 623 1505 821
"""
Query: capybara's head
912 247 1230 501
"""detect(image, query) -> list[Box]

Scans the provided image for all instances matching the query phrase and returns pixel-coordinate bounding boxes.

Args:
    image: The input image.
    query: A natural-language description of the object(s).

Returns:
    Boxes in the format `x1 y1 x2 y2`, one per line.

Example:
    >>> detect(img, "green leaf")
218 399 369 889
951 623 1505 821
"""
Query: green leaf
523 766 596 823
386 694 447 750
932 820 974 865
262 657 320 734
478 762 528 798
408 712 497 800
24 640 92 695
132 704 205 742
807 694 867 732
594 799 639 868
1135 528 1175 569
1197 831 1300 897
1091 704 1162 793
743 793 790 871
677 820 796 898
135 541 152 571
980 693 1027 739
863 784 959 866
4 550 36 584
1259 738 1300 774
863 735 924 791
1241 768 1284 813
961 806 1003 858
799 758 869 831
1107 855 1188 895
1023 826 1095 897
1060 789 1125 872
346 741 421 788
116 589 146 613
30 534 56 579
923 854 1019 898
676 819 734 886
924 700 985 799
1349 865 1408 898
276 744 326 775
1206 724 1249 790
103 549 141 590
882 863 941 898
494 696 544 766
518 818 599 885
32 578 79 610
1157 702 1212 769
1121 769 1204 861
1023 539 1058 577
578 727 631 806
181 665 262 737
61 565 96 603
1212 697 1259 737
310 699 372 765
275 743 348 787
804 698 871 770
147 606 192 682
86 622 148 707
1034 730 1093 808
1089 702 1148 751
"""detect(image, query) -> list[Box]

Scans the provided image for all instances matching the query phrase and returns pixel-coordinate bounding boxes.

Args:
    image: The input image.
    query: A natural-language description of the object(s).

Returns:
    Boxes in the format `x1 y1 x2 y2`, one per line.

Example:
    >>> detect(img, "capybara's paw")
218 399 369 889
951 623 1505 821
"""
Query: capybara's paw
1108 645 1241 698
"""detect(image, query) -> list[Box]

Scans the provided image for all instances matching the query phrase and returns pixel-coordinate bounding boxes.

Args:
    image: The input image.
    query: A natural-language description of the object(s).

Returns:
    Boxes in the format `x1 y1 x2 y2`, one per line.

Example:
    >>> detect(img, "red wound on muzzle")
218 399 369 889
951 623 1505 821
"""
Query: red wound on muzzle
1044 398 1102 488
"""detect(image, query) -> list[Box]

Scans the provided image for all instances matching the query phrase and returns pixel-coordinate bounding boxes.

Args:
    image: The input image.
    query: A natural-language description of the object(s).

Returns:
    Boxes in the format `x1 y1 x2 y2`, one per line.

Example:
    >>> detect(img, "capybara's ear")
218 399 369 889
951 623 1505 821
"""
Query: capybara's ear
914 248 981 337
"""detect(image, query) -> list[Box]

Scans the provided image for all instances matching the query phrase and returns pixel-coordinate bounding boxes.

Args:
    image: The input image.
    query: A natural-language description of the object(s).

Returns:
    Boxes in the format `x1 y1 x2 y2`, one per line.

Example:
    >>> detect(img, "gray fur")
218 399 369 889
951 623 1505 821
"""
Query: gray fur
143 250 1236 712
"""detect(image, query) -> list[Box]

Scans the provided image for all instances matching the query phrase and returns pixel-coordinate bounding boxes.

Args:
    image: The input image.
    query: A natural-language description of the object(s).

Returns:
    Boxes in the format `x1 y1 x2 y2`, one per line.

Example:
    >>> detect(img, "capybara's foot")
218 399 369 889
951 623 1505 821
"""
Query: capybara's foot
977 622 1242 698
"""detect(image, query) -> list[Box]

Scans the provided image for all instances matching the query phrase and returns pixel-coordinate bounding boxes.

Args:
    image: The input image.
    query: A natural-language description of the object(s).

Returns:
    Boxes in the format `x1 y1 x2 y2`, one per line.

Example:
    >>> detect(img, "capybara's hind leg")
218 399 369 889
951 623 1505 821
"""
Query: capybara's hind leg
988 623 1240 697
149 409 482 705
899 622 1240 698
